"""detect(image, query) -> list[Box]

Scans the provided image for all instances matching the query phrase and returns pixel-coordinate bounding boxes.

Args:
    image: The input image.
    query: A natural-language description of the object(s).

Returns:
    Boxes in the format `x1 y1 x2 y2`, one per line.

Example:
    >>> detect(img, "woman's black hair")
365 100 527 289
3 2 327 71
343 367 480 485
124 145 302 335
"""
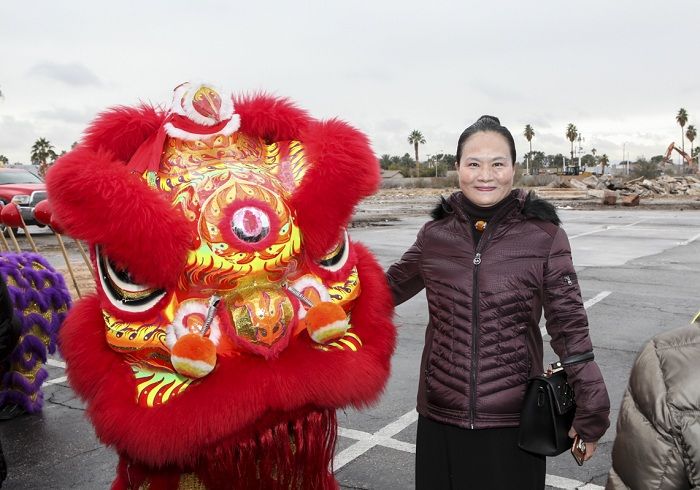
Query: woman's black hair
455 115 516 165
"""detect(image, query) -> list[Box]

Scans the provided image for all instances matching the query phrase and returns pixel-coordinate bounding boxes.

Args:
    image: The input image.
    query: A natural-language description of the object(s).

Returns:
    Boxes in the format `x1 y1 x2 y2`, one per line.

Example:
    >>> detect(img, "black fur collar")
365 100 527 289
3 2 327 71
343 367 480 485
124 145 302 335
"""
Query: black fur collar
522 191 560 225
430 190 560 225
431 196 452 220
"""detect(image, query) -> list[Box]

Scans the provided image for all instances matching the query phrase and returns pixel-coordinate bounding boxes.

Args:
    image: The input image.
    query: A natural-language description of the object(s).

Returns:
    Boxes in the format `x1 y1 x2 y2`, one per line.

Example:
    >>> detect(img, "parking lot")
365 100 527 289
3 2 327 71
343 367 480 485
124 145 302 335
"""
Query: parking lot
1 207 699 489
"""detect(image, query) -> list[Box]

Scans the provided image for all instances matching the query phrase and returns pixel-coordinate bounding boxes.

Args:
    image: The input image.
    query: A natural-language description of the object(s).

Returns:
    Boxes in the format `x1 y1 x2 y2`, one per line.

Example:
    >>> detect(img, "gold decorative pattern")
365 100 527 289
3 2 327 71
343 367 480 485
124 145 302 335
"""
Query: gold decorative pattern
104 312 172 371
102 124 365 381
314 330 362 352
132 366 194 407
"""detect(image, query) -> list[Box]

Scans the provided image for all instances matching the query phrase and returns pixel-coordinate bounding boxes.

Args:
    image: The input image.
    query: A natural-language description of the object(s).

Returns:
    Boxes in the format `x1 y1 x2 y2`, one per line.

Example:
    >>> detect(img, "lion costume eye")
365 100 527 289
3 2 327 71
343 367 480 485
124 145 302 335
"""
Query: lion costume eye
96 246 167 314
317 230 350 272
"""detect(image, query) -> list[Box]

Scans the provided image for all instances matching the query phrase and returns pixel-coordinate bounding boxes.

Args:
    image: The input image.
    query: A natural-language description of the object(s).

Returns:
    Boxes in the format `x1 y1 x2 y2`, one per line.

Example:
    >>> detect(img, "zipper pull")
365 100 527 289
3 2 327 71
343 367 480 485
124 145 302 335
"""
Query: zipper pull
473 253 481 265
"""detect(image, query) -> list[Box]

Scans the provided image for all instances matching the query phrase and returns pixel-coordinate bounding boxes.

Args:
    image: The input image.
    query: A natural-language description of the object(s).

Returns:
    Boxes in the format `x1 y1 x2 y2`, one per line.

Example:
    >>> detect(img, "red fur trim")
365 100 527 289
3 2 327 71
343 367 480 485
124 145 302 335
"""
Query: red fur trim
234 93 310 142
60 244 395 468
83 105 165 162
45 147 192 289
291 120 379 259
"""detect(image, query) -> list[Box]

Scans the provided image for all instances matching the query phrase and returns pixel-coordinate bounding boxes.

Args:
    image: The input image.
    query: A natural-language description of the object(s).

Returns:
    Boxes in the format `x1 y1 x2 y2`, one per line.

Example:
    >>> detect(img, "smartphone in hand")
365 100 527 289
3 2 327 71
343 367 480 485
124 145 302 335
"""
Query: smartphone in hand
571 435 586 466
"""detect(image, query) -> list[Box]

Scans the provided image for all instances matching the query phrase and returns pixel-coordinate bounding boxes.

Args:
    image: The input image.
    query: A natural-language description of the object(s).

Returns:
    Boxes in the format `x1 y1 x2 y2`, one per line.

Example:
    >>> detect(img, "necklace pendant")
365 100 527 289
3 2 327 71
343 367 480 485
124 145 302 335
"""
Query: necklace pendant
474 220 487 232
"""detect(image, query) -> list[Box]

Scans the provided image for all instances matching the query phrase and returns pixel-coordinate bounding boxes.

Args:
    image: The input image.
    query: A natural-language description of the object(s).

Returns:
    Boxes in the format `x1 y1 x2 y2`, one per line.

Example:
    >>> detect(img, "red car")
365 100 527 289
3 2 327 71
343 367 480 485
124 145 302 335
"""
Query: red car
0 167 47 233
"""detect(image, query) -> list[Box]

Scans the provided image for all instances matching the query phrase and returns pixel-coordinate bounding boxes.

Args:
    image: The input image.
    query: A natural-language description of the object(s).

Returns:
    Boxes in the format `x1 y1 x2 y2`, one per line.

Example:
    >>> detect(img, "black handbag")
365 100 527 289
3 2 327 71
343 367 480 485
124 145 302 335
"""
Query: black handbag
517 351 594 456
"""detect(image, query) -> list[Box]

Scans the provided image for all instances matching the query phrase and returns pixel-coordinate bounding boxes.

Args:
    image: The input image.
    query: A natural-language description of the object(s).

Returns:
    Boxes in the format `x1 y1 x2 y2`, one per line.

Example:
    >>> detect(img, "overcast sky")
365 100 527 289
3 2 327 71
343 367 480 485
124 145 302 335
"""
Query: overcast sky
1 0 699 166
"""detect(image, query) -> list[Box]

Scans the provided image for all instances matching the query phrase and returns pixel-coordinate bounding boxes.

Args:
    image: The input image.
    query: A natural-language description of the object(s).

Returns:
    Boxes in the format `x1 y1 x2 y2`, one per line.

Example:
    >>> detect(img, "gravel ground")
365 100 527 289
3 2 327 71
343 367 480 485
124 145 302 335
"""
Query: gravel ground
352 187 700 226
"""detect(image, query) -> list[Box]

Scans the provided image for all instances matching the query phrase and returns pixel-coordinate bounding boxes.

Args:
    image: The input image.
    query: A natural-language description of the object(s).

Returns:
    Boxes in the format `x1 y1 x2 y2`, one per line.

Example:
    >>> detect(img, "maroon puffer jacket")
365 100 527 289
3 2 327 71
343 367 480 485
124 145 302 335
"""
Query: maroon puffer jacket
386 189 610 442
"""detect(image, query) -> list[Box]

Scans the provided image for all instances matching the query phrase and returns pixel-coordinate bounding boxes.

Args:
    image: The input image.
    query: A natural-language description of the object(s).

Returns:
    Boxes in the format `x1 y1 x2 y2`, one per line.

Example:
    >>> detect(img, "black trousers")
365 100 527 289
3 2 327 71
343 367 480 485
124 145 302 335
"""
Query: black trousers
415 415 545 490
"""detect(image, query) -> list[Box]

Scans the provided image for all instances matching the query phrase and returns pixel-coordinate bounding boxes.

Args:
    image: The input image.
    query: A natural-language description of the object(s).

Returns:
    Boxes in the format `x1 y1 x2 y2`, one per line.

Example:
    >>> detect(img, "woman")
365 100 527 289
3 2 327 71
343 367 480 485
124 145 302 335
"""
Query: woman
386 116 610 489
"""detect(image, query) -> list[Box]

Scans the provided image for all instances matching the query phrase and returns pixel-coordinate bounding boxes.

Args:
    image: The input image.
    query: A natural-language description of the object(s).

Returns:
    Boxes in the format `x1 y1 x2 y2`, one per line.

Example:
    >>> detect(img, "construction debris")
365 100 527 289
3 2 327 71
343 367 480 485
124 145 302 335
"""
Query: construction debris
603 190 617 205
558 174 700 198
621 194 640 207
565 178 589 191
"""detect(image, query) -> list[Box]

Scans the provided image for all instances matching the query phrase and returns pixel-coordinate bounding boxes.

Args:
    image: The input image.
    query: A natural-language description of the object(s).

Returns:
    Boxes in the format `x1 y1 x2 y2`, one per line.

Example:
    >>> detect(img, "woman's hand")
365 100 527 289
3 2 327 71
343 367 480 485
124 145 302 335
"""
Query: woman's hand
568 427 597 461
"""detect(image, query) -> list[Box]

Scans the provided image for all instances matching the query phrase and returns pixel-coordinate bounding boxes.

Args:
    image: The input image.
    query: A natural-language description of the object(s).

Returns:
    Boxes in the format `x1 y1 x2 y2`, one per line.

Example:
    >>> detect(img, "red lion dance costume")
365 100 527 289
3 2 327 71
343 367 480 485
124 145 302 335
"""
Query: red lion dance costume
46 83 396 489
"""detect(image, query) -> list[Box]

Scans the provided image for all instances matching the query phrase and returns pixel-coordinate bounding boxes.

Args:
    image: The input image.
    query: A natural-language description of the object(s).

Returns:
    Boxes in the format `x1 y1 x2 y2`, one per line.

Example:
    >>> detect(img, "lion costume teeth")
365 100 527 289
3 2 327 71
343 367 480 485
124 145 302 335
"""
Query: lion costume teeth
46 83 396 489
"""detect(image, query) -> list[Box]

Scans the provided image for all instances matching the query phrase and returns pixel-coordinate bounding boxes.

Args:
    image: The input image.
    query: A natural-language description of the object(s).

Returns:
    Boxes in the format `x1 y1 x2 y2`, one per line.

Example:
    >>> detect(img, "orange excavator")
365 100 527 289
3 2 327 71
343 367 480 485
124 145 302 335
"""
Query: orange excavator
663 142 695 170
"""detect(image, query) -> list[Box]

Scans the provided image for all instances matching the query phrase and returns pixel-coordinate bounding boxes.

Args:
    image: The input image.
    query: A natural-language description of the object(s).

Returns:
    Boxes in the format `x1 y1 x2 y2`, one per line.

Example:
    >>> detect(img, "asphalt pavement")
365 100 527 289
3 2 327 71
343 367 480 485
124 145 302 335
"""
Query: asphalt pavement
1 208 699 489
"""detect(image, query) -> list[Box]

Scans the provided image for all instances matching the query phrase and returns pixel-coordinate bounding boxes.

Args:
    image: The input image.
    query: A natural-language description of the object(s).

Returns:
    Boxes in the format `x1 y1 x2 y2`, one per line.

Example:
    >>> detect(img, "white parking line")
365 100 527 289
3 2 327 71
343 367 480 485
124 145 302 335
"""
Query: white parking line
337 426 417 454
569 219 645 240
46 359 66 369
546 474 604 489
334 409 418 470
44 376 68 386
540 290 612 336
679 231 700 246
337 411 604 489
583 290 612 310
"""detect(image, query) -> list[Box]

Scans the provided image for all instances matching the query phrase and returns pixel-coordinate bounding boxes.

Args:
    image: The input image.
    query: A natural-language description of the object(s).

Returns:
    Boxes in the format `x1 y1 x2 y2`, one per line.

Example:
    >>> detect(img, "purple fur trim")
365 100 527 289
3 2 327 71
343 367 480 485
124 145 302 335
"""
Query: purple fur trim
0 368 49 413
0 252 72 312
0 252 71 349
0 252 72 410
0 382 47 414
10 335 49 370
1 368 48 395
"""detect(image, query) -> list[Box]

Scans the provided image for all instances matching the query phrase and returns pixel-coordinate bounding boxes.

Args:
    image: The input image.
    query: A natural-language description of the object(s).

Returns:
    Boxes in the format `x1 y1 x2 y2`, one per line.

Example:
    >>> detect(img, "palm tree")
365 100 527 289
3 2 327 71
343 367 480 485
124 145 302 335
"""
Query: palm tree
566 124 578 170
686 124 696 167
599 154 609 176
379 154 392 169
523 124 535 175
407 130 426 178
0 155 8 167
676 108 689 156
30 137 57 178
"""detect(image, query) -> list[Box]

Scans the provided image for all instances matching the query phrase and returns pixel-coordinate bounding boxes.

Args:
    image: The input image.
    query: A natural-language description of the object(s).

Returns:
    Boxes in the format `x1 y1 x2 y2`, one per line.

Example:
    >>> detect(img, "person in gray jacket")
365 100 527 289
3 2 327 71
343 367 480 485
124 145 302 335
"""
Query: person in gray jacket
607 322 700 489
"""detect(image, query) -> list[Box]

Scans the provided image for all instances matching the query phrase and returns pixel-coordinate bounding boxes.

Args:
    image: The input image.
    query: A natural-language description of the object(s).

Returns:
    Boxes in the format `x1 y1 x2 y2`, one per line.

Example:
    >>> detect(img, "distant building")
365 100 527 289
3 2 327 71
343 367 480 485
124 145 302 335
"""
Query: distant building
380 169 404 181
585 165 613 175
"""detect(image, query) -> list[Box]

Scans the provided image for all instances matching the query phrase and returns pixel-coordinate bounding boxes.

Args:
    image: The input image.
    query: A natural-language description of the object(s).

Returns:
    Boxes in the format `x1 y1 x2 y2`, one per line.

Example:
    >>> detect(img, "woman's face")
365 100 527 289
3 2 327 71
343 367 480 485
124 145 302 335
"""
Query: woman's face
456 131 515 207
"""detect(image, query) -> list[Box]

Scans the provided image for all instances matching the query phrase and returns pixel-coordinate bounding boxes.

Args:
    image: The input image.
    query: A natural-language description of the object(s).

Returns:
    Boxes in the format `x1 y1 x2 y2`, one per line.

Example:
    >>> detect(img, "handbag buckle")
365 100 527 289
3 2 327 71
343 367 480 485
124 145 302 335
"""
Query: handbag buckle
545 361 564 377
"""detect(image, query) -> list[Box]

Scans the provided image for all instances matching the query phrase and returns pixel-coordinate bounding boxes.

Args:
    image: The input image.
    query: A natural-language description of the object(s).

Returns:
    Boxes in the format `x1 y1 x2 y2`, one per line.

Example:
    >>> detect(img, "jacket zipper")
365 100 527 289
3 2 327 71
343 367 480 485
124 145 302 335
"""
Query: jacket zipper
465 198 519 429
470 251 481 429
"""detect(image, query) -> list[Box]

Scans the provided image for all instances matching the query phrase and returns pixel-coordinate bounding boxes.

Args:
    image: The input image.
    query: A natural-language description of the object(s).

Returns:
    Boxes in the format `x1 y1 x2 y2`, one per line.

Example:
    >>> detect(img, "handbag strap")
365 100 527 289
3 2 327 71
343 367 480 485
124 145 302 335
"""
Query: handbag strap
560 351 594 367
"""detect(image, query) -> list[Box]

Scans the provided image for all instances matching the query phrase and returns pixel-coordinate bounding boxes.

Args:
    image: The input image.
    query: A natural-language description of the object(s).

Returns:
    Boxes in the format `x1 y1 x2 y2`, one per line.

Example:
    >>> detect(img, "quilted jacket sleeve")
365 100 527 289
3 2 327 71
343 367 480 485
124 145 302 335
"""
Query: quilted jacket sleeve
542 227 610 442
385 225 426 306
606 337 692 489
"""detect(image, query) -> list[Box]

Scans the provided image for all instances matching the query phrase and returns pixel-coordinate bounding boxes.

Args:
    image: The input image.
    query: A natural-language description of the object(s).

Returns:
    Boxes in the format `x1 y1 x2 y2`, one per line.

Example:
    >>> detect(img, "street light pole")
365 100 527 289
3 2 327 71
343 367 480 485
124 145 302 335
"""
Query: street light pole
577 133 583 172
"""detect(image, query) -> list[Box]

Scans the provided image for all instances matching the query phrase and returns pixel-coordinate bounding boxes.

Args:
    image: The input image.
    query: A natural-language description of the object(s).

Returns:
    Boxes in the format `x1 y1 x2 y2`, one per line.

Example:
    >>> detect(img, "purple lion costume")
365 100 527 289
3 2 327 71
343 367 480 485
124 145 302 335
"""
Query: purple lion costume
0 252 72 415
